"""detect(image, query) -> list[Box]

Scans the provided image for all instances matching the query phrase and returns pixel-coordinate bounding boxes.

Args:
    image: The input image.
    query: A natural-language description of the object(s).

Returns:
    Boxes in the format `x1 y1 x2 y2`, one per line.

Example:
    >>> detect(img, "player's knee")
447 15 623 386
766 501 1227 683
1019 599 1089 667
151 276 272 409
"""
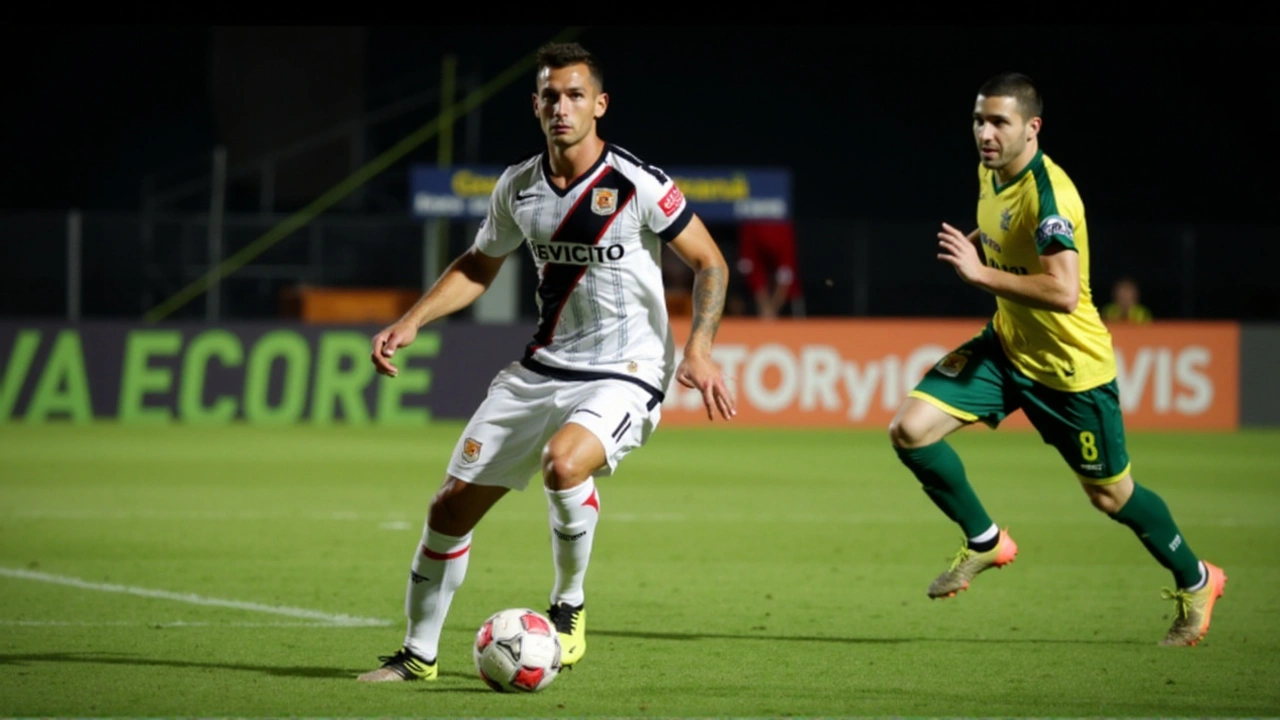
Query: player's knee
428 497 459 532
1081 478 1131 514
541 444 590 490
427 480 471 535
1087 491 1124 515
887 420 906 448
888 414 929 449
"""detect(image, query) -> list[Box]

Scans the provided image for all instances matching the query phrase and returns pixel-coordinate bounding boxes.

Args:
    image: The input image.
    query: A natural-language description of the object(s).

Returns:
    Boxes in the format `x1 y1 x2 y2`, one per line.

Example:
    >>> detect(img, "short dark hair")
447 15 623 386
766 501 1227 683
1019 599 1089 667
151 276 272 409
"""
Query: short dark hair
535 42 604 92
978 72 1043 120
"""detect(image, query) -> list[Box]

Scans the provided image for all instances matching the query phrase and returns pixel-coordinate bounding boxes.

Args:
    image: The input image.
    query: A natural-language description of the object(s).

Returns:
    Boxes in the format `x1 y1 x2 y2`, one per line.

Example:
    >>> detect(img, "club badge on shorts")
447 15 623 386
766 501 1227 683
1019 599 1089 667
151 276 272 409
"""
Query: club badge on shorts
462 437 482 463
591 187 617 216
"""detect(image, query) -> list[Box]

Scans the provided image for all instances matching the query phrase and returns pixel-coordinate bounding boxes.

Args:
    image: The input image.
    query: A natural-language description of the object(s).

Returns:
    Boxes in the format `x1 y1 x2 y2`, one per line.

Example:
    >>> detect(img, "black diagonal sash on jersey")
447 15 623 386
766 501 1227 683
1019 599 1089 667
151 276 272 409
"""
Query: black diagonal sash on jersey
526 166 636 355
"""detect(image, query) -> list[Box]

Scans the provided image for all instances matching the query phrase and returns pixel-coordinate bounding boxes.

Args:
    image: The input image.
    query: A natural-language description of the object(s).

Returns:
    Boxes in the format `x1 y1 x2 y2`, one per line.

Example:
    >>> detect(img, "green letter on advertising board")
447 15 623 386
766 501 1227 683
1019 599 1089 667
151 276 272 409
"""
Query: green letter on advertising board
24 330 93 423
243 330 311 424
179 329 244 424
312 331 376 425
376 331 439 425
119 330 181 423
1 330 42 420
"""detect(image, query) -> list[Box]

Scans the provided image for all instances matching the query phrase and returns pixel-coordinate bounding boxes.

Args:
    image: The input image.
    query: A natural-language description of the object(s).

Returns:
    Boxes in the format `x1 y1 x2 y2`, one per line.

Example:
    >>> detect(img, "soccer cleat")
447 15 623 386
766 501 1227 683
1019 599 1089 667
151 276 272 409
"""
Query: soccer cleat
547 602 586 666
927 527 1019 599
356 646 437 682
1160 561 1227 647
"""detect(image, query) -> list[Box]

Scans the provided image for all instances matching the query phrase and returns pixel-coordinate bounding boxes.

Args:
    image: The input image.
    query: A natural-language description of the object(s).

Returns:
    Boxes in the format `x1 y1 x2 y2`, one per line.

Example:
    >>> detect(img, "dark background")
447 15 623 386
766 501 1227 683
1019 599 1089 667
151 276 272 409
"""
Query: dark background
2 25 1275 321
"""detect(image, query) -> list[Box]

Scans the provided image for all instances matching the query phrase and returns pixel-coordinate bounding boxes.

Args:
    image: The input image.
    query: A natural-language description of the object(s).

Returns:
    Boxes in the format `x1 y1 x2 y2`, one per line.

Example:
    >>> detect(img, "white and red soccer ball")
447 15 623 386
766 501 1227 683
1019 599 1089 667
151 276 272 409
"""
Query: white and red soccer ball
473 608 562 692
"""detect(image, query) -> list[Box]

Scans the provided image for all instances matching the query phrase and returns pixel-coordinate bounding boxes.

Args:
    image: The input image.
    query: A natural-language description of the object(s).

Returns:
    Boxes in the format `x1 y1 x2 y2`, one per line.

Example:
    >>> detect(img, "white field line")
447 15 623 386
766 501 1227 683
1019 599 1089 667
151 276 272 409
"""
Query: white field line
5 509 406 521
0 567 392 627
0 619 370 628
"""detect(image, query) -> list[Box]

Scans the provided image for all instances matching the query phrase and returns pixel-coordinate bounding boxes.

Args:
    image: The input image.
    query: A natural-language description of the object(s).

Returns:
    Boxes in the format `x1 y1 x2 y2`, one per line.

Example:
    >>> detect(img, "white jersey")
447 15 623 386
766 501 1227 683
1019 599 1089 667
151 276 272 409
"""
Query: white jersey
473 142 694 406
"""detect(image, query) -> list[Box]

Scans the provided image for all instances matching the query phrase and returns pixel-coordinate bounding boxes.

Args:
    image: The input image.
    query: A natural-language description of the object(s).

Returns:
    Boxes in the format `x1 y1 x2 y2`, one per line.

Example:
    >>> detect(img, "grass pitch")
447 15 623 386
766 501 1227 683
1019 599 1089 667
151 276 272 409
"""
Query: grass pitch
1 422 1277 717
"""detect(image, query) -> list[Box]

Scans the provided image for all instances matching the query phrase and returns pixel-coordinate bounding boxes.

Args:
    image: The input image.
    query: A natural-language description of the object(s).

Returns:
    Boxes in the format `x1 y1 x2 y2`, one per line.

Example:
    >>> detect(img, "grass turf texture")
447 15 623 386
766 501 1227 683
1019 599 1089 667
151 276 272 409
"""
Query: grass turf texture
1 422 1277 717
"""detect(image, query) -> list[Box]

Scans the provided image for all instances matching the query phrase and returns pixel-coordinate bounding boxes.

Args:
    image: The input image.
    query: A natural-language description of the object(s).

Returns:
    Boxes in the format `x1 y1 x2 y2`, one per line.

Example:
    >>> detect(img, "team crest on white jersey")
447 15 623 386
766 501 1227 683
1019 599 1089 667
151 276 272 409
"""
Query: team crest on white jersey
462 437 482 463
591 187 617 216
471 144 695 393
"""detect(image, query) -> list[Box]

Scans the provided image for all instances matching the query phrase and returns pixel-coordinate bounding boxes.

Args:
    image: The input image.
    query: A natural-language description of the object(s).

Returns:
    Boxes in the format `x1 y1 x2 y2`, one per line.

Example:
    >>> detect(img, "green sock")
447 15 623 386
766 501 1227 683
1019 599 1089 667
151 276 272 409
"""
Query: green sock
895 441 994 539
1110 481 1203 589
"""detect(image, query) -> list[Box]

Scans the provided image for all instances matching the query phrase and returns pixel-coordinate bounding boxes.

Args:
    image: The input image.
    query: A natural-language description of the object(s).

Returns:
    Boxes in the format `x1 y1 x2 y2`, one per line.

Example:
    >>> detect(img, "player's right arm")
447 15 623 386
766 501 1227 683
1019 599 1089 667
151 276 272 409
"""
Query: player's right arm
372 170 522 377
937 220 1079 313
968 227 986 265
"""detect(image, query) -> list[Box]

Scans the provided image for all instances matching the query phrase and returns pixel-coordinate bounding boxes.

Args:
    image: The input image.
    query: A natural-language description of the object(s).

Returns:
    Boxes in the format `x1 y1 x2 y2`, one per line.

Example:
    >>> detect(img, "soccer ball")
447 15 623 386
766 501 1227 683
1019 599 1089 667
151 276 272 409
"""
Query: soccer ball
473 608 562 692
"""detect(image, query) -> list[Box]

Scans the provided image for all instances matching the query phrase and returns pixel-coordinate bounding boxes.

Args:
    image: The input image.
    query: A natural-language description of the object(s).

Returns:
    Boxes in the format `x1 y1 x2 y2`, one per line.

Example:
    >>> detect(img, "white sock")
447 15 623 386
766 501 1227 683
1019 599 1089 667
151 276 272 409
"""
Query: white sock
546 477 600 608
969 523 999 546
403 526 472 661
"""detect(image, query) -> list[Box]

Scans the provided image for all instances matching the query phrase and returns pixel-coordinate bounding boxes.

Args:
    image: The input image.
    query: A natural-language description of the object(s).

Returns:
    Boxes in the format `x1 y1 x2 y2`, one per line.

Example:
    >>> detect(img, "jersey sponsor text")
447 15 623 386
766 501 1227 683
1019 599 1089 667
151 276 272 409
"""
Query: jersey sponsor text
531 241 627 264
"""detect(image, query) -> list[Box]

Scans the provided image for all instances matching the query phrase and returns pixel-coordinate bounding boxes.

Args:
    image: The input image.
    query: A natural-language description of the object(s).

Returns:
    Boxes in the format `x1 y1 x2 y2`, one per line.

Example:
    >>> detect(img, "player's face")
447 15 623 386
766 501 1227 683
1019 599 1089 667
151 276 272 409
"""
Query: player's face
533 63 607 148
972 95 1040 171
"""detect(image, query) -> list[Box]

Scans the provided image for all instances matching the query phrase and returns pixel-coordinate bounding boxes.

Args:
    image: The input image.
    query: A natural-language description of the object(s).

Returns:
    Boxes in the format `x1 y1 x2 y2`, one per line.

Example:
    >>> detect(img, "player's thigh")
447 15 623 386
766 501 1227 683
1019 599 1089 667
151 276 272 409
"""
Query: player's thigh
1021 378 1132 485
446 363 559 492
907 323 1019 432
554 379 661 479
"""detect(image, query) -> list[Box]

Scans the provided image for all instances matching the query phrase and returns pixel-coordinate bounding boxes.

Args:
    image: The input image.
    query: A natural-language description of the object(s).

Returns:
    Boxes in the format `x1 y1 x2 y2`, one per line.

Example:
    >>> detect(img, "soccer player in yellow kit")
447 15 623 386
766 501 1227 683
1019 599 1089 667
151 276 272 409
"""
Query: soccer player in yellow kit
887 72 1226 646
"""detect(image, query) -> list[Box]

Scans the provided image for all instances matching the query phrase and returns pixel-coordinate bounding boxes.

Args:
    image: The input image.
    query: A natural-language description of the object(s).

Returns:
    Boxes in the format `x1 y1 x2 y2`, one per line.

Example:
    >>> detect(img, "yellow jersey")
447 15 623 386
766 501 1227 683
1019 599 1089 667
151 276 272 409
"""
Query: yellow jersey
976 149 1116 392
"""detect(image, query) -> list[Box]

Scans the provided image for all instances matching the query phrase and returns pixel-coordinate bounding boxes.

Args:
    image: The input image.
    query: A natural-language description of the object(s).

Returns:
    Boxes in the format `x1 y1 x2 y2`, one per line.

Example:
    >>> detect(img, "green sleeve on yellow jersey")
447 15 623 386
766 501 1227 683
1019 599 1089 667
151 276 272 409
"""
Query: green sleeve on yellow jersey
1031 161 1080 256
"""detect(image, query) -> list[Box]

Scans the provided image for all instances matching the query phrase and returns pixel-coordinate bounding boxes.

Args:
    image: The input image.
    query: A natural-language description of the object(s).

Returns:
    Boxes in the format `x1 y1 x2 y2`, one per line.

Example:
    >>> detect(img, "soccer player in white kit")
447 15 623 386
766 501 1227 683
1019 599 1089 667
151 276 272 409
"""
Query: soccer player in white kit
358 41 738 682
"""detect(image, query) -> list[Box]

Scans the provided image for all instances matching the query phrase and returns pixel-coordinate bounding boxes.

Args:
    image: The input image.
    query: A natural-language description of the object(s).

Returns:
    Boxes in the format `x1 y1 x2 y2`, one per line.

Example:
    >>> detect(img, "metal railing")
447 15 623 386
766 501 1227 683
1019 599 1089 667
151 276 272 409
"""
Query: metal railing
5 210 1275 323
140 78 466 216
139 45 496 217
134 26 588 325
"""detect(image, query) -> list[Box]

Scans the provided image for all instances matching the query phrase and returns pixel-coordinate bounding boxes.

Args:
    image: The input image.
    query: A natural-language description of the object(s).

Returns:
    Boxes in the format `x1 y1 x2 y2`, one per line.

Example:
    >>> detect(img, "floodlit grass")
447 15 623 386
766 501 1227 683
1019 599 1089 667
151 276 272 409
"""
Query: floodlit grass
1 422 1277 717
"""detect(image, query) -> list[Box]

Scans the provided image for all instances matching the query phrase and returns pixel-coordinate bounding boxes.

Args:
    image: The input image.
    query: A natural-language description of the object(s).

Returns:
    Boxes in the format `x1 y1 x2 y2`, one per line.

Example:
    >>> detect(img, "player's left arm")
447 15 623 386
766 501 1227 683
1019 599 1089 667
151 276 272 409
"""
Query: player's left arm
667 215 736 419
633 162 735 419
668 214 730 357
937 221 1079 313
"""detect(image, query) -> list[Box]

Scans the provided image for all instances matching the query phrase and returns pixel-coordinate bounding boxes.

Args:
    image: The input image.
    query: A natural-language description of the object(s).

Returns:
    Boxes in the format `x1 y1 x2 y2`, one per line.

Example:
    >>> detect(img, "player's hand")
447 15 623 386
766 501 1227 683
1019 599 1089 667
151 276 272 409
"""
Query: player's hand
937 222 986 285
676 351 736 421
371 320 419 377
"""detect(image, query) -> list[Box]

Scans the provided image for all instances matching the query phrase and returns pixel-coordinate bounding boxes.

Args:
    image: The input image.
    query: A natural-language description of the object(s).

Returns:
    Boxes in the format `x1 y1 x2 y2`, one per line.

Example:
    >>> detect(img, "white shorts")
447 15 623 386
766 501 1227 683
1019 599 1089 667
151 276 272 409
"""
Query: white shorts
445 361 663 490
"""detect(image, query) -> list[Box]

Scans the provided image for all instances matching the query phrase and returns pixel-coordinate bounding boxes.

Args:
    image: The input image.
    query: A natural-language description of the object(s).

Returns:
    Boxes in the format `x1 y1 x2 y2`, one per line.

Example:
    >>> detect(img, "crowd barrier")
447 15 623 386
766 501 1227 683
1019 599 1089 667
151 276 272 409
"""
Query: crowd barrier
0 318 1246 430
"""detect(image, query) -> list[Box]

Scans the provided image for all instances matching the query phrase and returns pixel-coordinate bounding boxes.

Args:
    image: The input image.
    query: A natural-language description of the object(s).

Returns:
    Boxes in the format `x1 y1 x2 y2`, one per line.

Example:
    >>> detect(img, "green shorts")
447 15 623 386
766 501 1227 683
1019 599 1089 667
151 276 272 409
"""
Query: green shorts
910 322 1131 484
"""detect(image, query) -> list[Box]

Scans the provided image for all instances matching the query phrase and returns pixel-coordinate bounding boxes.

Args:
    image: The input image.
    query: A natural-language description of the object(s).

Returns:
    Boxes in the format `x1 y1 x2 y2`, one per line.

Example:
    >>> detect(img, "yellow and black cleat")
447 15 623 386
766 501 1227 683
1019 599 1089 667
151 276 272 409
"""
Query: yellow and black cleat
547 602 587 667
356 646 437 682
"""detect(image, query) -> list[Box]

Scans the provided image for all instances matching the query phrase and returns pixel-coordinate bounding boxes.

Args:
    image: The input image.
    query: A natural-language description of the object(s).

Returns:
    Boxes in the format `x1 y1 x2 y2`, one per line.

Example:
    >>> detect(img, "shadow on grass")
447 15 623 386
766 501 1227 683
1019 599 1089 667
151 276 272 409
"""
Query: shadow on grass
0 651 486 689
0 628 1147 682
0 651 357 678
592 629 1148 646
428 669 498 692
